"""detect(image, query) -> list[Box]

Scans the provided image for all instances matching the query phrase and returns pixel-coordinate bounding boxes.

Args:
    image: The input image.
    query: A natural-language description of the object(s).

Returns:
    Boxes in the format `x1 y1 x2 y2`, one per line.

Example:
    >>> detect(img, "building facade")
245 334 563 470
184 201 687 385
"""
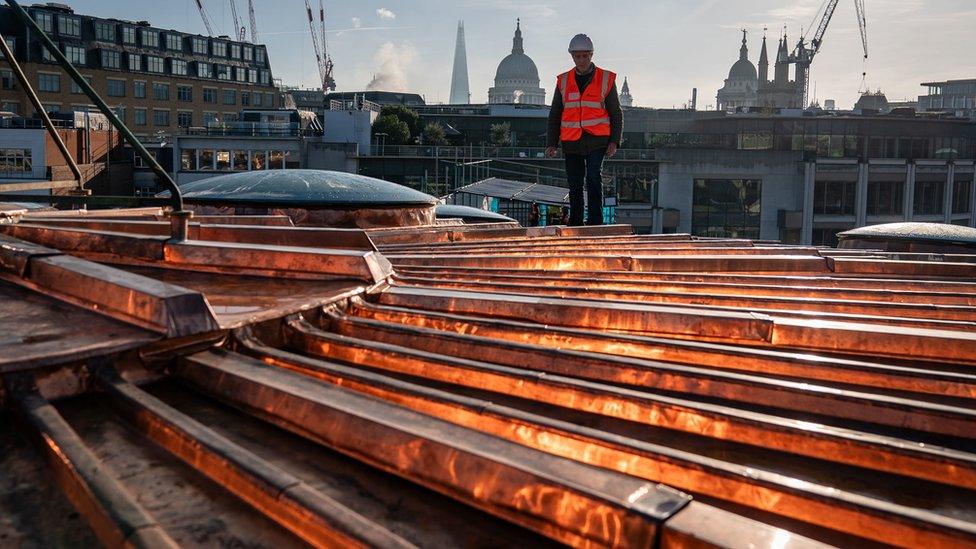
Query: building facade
0 3 278 137
352 103 976 241
652 114 976 244
919 79 976 118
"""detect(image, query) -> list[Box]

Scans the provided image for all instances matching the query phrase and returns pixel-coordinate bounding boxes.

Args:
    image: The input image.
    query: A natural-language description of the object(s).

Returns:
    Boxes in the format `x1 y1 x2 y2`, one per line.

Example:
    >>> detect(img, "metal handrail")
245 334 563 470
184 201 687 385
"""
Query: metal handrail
5 0 188 234
0 30 82 185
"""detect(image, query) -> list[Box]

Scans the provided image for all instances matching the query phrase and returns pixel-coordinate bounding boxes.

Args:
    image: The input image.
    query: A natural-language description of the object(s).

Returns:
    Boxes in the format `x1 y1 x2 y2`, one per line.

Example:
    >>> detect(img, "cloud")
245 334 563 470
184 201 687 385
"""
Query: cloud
459 0 556 18
376 8 396 20
763 0 821 22
366 41 416 91
351 17 362 28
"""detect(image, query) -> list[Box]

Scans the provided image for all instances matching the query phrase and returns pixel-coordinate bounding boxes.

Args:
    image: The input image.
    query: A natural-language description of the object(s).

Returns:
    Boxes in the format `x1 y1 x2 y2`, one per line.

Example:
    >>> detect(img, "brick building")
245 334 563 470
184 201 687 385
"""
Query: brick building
0 2 278 137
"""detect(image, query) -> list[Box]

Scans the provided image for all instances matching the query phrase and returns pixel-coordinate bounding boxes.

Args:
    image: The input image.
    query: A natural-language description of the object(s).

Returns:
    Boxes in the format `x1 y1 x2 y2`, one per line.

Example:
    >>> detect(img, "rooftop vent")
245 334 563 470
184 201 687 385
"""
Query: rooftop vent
36 2 72 12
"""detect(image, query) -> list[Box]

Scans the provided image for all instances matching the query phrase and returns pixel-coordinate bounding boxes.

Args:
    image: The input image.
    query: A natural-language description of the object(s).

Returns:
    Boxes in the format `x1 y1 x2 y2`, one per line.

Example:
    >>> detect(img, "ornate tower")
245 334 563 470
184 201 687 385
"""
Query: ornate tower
738 29 749 62
774 33 790 84
512 18 523 54
620 77 633 107
716 29 758 111
488 19 545 105
449 20 470 104
758 33 769 86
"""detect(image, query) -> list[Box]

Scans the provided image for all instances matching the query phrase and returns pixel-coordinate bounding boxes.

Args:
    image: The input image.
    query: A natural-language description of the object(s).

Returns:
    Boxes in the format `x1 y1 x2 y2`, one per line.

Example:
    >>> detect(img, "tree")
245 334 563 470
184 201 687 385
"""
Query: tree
380 105 420 138
372 115 410 146
422 122 447 145
489 122 512 146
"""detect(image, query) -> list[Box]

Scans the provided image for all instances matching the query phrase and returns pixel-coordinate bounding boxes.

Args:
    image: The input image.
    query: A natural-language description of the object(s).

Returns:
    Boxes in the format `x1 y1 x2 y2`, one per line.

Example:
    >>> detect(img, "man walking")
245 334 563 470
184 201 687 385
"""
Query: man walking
546 34 623 226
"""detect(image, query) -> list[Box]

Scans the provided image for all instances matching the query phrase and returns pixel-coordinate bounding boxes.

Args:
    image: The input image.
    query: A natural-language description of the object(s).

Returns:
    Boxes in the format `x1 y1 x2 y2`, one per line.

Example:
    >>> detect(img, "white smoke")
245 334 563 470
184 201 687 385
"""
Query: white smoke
376 8 396 19
366 41 416 92
512 90 524 104
351 17 362 28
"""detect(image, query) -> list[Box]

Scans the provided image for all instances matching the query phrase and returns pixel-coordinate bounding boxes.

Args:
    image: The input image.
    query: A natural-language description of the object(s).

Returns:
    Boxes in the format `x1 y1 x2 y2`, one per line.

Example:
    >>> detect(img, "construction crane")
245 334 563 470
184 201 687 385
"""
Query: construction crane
303 0 336 90
790 0 868 107
228 0 246 42
247 0 258 42
195 0 215 36
318 0 335 90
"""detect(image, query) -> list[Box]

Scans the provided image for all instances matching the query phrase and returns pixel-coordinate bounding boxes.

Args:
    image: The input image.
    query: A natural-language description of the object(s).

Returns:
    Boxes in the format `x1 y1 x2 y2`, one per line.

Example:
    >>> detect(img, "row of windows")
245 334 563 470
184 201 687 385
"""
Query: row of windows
32 11 79 37
34 10 267 65
32 73 275 107
53 46 271 84
813 179 974 216
0 148 33 173
20 105 249 128
641 132 976 161
32 42 267 83
133 109 227 127
180 148 293 171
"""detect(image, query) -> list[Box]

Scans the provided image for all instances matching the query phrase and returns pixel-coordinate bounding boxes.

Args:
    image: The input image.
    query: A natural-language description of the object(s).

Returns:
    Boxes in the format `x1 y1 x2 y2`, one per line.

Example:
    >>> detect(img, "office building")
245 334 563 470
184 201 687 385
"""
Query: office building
0 2 278 136
919 79 976 118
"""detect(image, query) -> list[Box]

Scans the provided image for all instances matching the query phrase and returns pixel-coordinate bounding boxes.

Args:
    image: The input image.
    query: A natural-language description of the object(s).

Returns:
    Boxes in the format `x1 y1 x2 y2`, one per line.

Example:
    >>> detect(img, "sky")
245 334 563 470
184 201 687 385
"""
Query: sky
67 0 976 109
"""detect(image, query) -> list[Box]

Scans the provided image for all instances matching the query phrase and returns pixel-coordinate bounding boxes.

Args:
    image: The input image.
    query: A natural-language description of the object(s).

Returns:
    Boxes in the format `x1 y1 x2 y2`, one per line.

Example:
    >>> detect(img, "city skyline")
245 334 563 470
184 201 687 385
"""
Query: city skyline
62 0 976 109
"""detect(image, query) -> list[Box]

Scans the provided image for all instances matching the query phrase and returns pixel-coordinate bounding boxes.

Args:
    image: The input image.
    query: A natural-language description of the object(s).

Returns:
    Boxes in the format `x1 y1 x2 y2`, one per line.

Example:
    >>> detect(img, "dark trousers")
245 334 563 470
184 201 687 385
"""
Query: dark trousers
564 148 606 226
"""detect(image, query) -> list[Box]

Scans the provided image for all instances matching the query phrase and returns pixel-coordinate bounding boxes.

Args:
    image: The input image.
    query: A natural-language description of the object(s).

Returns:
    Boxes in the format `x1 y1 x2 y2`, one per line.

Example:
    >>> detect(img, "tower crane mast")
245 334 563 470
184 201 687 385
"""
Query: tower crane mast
318 0 335 90
791 0 868 107
854 0 868 58
302 0 336 91
228 0 245 42
247 0 259 42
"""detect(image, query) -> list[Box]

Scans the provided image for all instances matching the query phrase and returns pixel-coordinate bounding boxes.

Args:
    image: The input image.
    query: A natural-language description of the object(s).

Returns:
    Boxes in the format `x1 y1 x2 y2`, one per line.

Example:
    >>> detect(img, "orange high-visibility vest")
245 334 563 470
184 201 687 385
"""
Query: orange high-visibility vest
557 66 615 142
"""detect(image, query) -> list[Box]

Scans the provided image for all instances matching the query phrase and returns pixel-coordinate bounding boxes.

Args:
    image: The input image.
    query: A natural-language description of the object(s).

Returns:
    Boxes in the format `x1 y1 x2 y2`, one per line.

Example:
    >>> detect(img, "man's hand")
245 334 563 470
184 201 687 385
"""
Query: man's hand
545 146 558 158
607 143 618 157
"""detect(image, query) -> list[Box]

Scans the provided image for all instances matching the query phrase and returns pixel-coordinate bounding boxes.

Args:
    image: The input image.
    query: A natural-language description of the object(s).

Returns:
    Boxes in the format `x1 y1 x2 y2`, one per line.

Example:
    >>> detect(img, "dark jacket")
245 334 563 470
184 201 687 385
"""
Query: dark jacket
547 66 623 154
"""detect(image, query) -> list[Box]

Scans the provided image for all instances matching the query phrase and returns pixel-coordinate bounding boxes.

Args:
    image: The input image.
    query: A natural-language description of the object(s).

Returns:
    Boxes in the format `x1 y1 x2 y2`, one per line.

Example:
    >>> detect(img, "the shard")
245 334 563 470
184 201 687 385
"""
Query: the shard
449 20 470 104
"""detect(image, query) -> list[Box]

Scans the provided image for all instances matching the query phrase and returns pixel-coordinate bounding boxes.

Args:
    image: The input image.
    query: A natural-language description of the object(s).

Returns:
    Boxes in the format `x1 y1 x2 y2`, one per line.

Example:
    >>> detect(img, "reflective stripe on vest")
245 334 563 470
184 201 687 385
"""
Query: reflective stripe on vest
564 101 605 109
557 66 615 142
560 117 611 128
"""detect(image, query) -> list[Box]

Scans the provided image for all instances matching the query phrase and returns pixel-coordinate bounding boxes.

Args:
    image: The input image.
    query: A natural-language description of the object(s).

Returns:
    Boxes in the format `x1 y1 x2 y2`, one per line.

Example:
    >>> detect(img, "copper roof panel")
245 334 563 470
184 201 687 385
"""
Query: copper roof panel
3 214 976 547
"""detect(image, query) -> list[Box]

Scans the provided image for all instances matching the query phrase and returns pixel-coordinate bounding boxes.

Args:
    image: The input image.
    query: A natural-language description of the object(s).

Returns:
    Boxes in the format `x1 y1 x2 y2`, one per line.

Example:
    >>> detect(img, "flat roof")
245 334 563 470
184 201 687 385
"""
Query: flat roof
921 79 976 86
454 178 569 206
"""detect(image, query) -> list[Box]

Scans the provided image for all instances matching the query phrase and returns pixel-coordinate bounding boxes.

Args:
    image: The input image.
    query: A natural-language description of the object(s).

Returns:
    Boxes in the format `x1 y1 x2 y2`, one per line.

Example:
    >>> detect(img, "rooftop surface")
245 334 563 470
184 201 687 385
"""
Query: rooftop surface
1 211 975 548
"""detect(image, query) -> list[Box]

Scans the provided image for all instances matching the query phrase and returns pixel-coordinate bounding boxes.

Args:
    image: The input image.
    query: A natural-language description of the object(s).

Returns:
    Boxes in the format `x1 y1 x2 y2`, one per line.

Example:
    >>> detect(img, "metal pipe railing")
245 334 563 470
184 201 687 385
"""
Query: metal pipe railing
0 30 82 186
5 0 190 238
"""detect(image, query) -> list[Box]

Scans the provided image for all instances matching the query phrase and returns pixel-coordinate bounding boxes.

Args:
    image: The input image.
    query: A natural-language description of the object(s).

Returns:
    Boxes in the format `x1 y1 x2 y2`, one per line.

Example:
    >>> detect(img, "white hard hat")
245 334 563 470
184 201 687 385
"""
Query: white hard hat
568 34 594 52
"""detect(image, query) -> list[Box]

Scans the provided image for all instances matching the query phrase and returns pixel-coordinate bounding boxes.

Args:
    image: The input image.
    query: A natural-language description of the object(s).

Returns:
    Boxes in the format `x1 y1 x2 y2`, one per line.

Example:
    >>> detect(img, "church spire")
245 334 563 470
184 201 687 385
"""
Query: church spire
774 31 790 83
758 30 769 84
739 29 749 61
777 31 790 63
512 18 524 54
620 76 633 107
